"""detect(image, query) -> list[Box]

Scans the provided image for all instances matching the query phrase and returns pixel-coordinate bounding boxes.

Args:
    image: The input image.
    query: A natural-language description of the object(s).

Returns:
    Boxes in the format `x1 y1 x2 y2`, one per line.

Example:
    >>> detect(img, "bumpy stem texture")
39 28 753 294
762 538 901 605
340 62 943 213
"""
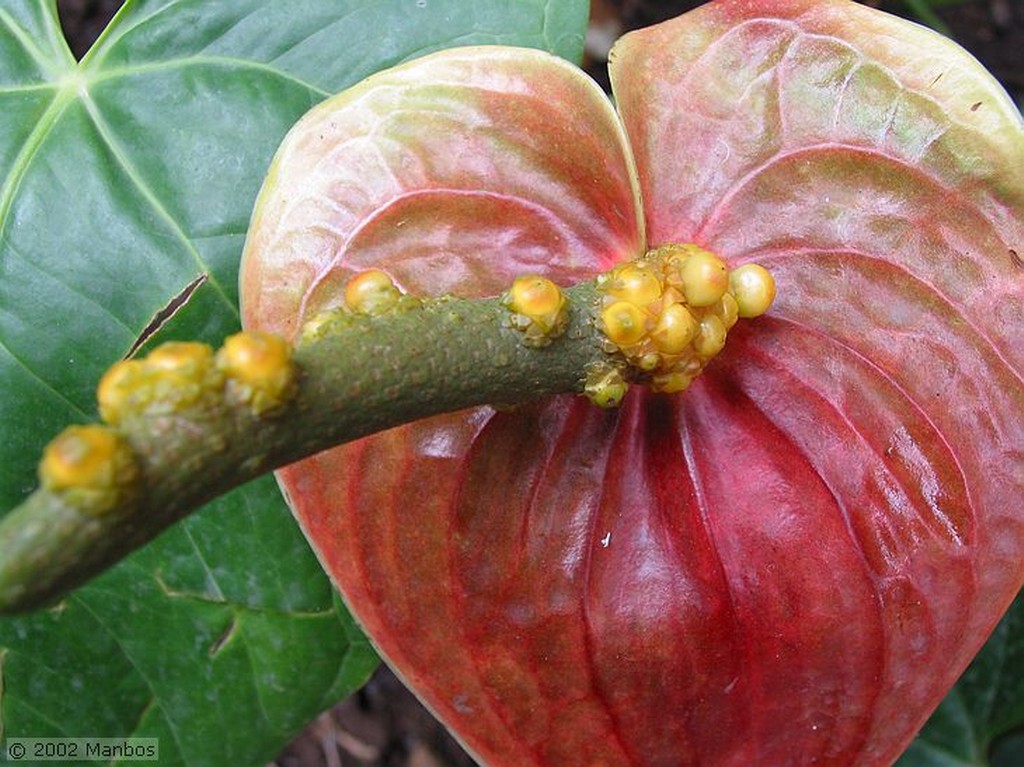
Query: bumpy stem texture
0 283 609 613
0 246 775 614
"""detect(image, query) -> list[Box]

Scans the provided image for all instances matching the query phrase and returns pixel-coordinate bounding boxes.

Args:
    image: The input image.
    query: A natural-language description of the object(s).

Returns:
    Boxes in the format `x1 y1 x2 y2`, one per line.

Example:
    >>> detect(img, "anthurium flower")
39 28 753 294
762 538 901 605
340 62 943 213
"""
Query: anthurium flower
241 0 1023 764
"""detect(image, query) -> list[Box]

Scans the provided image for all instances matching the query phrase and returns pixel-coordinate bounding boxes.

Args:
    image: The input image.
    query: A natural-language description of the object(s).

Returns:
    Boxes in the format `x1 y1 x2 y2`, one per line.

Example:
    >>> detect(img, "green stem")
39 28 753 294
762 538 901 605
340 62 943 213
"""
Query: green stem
0 244 778 614
0 283 611 614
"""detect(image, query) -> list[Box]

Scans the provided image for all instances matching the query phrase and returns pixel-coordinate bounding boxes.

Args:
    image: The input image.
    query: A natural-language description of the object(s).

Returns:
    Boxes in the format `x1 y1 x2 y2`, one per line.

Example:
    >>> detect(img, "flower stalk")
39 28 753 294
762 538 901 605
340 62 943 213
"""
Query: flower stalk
0 248 774 614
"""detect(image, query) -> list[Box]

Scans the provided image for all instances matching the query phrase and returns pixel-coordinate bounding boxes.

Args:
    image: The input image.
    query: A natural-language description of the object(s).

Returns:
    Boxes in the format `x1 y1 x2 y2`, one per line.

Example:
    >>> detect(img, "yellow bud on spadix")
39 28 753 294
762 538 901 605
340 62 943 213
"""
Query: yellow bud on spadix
344 269 401 315
506 275 566 331
730 263 777 318
39 424 138 515
600 301 647 347
216 331 298 416
679 250 729 307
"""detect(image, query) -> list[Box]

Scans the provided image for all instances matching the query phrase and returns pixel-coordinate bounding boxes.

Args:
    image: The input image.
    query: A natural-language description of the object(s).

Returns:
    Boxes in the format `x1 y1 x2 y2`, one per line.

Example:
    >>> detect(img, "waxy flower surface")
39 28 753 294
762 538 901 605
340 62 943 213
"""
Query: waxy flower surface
241 1 1023 764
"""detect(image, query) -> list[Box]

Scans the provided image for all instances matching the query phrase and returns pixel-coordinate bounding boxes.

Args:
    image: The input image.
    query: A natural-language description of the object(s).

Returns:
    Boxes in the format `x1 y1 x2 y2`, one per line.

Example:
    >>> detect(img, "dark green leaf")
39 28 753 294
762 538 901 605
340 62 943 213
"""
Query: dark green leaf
0 475 380 765
991 728 1024 767
0 0 588 764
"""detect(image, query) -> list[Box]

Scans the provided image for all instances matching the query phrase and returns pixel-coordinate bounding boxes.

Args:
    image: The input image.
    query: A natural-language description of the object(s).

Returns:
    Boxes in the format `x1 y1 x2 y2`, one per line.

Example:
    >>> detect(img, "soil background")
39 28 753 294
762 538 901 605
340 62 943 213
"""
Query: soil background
52 2 1024 766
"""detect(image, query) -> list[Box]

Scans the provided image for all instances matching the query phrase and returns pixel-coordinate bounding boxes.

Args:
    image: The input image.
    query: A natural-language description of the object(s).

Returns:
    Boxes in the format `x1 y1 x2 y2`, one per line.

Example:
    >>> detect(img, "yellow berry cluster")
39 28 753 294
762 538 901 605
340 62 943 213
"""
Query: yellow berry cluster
500 274 570 347
38 330 298 512
97 341 222 424
97 332 298 423
596 244 775 394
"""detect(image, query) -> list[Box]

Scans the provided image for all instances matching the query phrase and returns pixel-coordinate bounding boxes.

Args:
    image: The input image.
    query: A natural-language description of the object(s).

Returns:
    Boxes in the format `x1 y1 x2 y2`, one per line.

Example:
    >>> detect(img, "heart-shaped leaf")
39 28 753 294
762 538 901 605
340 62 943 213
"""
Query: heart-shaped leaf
242 1 1024 764
0 1 589 763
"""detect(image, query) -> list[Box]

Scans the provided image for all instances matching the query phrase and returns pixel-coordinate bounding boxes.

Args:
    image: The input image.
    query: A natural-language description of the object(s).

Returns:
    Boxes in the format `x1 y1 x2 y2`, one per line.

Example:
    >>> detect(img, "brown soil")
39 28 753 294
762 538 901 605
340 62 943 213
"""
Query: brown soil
271 667 478 767
51 2 1023 766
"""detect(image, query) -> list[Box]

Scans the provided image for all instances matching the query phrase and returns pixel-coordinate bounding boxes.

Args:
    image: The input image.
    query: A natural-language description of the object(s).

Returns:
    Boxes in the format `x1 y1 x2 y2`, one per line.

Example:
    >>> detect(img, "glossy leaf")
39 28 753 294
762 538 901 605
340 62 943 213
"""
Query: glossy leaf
242 1 1024 765
0 0 589 764
0 476 378 765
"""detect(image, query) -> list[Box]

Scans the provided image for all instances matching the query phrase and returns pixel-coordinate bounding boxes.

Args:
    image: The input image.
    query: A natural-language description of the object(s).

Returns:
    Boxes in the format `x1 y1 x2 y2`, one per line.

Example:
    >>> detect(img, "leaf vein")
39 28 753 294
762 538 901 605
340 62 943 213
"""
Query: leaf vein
0 88 72 242
180 522 227 603
0 8 66 79
0 333 91 422
69 593 187 758
235 613 275 729
87 54 330 98
3 236 137 340
0 82 58 96
76 90 239 320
